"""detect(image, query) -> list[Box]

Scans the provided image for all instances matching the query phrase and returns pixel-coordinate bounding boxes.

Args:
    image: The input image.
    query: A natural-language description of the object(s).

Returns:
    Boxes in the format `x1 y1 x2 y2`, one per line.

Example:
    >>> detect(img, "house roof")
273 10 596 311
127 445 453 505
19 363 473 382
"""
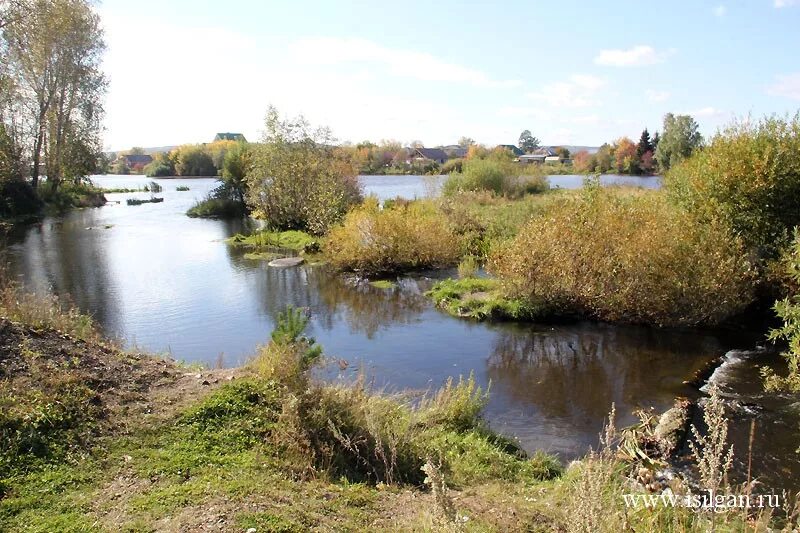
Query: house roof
214 132 247 142
531 147 556 156
415 147 448 161
123 154 153 165
497 144 524 156
442 146 468 158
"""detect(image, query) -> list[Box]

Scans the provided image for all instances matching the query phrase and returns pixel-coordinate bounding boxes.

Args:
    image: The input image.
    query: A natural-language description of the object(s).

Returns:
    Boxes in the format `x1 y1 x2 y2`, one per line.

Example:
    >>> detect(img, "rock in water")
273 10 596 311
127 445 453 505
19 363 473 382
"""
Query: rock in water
267 257 305 268
654 398 693 457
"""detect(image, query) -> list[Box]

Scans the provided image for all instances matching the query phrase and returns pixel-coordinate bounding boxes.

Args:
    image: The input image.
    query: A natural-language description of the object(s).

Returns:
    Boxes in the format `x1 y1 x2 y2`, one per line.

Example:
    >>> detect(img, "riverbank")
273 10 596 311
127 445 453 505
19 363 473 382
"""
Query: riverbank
0 284 784 532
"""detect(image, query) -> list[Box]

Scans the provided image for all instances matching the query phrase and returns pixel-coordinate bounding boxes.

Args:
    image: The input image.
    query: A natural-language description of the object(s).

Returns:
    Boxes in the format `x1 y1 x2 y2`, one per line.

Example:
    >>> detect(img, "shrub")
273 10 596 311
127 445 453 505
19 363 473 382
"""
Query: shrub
443 158 547 198
174 145 217 176
490 183 755 326
246 107 362 235
665 113 800 258
762 229 800 392
186 194 246 219
440 158 464 174
0 180 42 219
326 198 462 274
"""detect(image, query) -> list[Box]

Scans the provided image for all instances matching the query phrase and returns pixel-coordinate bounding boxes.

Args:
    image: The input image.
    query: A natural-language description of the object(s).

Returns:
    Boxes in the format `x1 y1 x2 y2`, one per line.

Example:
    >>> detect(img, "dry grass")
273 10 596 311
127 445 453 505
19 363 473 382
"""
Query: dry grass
0 275 104 344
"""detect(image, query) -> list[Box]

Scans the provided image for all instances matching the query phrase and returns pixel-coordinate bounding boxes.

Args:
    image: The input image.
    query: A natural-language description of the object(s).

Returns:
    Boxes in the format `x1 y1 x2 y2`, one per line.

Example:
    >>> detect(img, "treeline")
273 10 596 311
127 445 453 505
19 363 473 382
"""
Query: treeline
0 0 106 219
573 113 703 176
108 140 246 178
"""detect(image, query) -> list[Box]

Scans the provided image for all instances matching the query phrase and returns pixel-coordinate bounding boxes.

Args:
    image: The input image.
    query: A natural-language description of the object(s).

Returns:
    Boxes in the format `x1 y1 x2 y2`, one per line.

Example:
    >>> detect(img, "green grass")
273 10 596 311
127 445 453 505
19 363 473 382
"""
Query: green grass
426 277 545 321
228 229 319 253
175 186 190 191
186 196 245 219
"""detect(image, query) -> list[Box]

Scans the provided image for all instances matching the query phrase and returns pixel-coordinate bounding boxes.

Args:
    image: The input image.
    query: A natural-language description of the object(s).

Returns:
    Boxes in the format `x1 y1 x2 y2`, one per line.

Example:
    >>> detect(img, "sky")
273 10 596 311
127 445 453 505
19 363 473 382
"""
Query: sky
98 0 800 151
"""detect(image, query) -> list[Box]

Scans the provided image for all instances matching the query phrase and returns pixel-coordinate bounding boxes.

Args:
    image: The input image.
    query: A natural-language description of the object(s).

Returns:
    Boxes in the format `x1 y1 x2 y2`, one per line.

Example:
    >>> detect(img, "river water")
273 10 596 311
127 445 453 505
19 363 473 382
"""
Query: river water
2 175 797 493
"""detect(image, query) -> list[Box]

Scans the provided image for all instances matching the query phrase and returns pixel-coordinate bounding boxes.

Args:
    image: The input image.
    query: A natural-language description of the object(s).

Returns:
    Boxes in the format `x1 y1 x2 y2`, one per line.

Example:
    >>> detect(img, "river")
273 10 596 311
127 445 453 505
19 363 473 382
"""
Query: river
2 174 798 494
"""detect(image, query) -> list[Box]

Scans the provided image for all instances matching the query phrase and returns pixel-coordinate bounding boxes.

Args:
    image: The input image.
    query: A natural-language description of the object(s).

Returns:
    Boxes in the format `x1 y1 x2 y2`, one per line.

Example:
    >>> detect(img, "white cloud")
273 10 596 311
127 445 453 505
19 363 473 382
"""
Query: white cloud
526 74 606 108
646 89 671 103
288 37 521 88
713 5 727 16
775 0 798 7
767 73 800 100
594 45 673 67
689 107 727 119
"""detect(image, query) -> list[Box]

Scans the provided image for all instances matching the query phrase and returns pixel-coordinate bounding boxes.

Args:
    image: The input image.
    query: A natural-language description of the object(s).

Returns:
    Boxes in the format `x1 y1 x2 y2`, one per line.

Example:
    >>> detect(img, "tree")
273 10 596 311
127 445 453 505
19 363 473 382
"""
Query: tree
518 130 540 153
572 150 593 173
594 144 613 173
3 0 106 189
457 136 475 147
636 129 652 158
654 113 703 172
144 151 175 177
612 137 637 174
246 106 362 235
175 145 216 176
555 146 571 159
220 141 251 208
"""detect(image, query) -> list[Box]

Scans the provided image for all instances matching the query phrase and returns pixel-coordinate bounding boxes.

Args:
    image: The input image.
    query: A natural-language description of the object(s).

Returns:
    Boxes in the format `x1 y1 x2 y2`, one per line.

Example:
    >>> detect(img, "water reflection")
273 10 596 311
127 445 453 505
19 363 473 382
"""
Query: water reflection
483 323 755 456
3 213 118 330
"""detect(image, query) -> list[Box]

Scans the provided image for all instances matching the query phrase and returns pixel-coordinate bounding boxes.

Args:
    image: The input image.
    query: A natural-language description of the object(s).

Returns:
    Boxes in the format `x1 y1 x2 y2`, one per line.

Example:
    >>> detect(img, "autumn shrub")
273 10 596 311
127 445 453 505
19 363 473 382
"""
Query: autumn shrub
326 198 462 274
489 183 756 326
665 113 800 259
246 107 362 235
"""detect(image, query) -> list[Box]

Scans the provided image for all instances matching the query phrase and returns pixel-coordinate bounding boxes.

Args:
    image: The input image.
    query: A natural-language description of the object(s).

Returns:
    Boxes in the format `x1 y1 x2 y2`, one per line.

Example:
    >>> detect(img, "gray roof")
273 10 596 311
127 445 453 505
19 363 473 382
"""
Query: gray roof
214 133 247 142
123 154 153 165
415 147 448 161
497 144 524 156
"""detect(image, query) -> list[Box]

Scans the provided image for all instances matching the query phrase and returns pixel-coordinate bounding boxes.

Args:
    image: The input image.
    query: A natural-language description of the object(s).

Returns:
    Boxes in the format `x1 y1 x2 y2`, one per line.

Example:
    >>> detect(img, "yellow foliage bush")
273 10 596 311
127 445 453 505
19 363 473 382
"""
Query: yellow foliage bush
326 198 462 274
489 183 756 326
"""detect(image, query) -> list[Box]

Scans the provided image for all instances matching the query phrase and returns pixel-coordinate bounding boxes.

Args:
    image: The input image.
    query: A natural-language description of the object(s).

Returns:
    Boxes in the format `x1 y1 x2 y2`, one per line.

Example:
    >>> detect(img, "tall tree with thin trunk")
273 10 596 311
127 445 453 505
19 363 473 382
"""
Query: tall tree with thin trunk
2 0 106 189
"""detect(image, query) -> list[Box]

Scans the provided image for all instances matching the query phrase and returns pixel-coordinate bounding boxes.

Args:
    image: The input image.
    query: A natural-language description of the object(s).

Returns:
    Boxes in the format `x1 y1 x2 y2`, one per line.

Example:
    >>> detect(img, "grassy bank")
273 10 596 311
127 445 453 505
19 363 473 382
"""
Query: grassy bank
1 181 106 223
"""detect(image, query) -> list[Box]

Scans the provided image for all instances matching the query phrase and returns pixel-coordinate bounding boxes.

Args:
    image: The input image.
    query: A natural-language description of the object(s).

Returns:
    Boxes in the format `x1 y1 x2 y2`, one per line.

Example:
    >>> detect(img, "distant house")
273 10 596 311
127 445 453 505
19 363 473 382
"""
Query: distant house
544 156 562 164
412 147 448 165
519 147 556 164
497 144 524 157
120 154 153 169
442 145 469 158
213 132 247 142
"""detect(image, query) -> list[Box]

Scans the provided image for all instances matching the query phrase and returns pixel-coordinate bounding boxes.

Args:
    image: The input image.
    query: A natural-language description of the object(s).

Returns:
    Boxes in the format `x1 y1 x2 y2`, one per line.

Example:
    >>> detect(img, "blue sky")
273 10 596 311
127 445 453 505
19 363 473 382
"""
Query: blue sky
99 0 800 150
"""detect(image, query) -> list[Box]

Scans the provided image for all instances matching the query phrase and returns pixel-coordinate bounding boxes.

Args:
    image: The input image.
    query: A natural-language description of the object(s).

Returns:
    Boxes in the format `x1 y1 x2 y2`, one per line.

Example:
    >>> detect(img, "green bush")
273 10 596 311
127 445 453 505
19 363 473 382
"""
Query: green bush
665 113 800 258
326 198 462 274
246 107 362 235
0 180 42 219
490 183 755 326
186 195 245 219
763 229 800 392
443 158 547 198
440 157 464 174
